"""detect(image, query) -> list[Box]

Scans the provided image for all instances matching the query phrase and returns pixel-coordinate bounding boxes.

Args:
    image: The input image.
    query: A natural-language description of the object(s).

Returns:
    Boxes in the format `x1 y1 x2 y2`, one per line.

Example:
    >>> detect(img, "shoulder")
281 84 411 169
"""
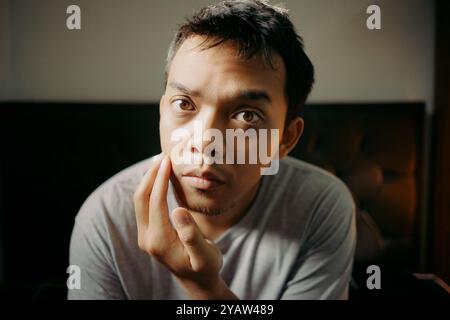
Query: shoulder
277 156 354 207
274 157 356 255
280 156 356 242
74 156 154 228
270 156 355 233
69 157 157 299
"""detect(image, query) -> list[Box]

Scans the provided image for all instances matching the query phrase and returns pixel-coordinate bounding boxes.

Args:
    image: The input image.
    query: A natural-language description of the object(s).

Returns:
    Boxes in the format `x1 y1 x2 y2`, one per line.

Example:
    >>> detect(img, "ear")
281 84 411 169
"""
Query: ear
279 117 304 159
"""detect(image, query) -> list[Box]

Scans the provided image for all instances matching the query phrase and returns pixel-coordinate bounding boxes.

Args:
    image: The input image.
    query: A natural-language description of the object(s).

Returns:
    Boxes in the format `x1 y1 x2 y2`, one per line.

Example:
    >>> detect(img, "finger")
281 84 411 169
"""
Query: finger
149 155 172 230
134 155 163 227
172 208 213 272
135 154 163 198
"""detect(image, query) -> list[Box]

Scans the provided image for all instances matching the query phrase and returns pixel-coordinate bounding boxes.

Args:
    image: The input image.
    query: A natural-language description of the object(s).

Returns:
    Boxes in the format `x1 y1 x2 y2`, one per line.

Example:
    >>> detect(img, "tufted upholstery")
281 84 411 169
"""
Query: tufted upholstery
292 103 426 270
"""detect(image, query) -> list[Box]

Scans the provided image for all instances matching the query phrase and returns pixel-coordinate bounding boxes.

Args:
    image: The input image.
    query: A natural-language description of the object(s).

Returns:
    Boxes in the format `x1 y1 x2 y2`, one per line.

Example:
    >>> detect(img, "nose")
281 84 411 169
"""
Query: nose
189 110 223 161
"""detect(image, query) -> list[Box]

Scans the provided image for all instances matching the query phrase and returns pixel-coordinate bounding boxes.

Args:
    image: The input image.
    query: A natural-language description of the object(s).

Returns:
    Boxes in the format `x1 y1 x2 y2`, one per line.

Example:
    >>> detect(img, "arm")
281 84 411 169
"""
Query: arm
68 196 126 300
280 181 357 300
133 155 238 300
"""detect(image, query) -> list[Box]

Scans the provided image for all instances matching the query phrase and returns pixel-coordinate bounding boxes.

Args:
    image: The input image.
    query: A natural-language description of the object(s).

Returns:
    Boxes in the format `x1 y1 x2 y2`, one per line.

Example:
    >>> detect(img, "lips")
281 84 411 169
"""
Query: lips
182 169 225 190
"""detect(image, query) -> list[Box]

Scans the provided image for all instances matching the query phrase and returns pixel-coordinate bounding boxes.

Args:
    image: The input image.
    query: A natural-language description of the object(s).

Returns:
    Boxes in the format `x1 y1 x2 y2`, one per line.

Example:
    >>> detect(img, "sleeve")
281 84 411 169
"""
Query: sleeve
280 179 357 300
67 192 126 300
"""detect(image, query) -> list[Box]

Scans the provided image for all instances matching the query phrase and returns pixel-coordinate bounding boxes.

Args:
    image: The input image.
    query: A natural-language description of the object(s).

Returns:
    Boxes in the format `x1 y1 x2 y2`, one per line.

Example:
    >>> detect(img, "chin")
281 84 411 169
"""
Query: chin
172 186 236 216
184 191 232 215
171 171 238 215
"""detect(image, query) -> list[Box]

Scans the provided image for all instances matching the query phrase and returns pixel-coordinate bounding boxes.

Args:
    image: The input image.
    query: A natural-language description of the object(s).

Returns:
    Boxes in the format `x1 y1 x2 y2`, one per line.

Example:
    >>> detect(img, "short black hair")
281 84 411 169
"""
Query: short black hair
165 0 314 121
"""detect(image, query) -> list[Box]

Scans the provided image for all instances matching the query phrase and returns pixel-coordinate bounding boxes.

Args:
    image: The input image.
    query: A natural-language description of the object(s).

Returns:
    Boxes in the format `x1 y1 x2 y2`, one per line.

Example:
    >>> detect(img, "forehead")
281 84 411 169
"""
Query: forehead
167 36 286 103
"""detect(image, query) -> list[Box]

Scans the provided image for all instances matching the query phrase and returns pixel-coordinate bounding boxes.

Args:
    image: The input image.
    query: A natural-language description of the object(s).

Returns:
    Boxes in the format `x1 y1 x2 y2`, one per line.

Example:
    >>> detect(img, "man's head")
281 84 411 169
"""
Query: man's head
159 0 314 216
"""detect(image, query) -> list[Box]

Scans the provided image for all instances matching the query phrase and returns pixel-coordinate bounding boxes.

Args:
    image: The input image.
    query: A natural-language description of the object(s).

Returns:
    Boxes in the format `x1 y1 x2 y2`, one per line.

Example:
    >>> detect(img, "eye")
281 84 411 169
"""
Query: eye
234 110 262 125
172 98 195 112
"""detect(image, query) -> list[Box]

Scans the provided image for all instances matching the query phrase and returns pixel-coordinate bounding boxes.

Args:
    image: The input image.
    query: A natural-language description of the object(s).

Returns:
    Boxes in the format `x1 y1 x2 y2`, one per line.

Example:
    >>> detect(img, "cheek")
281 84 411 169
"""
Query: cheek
232 164 261 187
159 110 181 153
159 120 192 174
159 121 173 154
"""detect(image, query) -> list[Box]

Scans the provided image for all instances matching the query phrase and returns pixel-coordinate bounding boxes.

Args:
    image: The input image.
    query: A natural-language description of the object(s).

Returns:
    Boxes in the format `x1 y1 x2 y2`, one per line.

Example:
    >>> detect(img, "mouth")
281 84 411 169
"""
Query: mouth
182 170 226 191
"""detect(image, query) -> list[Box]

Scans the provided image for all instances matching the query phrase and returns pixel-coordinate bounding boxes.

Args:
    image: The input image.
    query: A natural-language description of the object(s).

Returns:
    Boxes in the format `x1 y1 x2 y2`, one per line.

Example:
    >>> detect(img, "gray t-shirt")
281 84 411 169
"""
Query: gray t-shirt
68 155 356 300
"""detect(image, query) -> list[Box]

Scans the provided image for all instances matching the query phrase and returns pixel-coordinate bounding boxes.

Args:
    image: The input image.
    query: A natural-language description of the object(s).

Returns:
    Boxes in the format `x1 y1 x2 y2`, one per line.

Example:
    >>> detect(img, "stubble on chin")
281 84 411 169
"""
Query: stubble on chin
174 186 238 217
186 192 239 216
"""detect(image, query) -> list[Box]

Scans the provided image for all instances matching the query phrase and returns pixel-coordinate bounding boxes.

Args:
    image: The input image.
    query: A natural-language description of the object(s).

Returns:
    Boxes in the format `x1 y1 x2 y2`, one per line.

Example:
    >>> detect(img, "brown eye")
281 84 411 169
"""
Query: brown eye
235 110 261 124
243 111 253 122
172 99 194 111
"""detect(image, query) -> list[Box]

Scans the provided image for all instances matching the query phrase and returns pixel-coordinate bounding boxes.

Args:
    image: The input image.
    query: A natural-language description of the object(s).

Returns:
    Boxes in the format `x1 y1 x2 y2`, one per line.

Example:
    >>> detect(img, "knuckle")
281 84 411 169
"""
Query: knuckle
144 234 165 258
191 259 207 273
147 245 164 259
136 232 166 259
137 236 145 250
179 228 197 246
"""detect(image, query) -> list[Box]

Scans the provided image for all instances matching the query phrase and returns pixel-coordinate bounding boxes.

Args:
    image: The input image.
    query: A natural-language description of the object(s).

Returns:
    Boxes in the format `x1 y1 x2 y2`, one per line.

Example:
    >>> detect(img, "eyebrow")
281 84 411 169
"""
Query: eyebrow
168 82 200 97
168 81 272 105
236 90 271 105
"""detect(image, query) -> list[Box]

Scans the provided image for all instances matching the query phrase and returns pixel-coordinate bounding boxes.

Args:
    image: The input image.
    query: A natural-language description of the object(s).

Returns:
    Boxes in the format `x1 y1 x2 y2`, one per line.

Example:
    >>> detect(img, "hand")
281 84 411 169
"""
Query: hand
133 154 237 299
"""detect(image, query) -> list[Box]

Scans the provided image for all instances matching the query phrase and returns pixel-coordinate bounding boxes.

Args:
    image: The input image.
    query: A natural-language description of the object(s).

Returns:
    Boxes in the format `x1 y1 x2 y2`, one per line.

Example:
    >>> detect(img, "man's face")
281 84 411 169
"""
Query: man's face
159 36 288 215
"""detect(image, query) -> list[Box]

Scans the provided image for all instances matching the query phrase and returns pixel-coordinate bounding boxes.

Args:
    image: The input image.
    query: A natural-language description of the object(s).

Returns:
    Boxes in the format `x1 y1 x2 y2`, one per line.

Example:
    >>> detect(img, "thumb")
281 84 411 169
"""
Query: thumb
172 208 216 272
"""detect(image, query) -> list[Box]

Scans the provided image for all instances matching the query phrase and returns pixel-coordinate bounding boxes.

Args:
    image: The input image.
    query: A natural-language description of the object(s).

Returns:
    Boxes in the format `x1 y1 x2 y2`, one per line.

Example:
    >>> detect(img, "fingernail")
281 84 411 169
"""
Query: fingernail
174 212 191 227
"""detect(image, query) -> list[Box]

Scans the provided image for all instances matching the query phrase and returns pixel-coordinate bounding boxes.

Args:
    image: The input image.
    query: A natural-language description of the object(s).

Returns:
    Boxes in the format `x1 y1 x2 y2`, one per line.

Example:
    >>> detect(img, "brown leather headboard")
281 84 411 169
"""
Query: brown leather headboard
292 103 426 270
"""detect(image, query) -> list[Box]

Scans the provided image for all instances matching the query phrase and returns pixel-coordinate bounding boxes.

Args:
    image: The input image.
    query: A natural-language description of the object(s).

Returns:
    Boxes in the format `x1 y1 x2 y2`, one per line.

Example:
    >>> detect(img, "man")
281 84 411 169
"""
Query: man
69 0 356 300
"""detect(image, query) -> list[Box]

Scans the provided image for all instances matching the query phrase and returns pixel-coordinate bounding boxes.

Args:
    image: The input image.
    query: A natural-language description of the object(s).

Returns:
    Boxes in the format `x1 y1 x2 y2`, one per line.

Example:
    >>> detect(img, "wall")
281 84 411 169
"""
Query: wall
0 0 435 111
0 0 14 100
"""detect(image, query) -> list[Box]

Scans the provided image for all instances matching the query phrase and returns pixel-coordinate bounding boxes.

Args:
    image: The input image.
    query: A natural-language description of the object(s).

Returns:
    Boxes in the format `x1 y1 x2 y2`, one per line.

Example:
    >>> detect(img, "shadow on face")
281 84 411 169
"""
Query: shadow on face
159 36 295 215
